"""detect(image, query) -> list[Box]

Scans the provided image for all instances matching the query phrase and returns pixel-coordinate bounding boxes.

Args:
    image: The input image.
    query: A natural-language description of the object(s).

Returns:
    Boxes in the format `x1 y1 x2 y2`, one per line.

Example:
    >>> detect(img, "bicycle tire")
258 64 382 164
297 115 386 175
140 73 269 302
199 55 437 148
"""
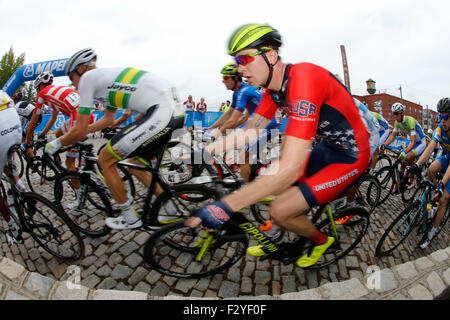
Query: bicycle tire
11 149 24 178
305 206 369 269
375 166 396 205
143 220 248 278
54 174 114 237
0 181 21 233
25 156 59 196
375 200 422 257
18 192 84 261
401 175 421 203
144 183 220 227
375 155 392 172
355 175 381 214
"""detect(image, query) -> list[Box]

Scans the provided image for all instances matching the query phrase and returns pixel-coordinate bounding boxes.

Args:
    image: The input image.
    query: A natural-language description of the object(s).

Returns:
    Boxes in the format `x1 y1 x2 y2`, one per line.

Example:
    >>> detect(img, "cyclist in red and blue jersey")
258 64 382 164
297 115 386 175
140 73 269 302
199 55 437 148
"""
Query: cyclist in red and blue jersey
208 63 279 182
412 98 450 248
186 24 371 268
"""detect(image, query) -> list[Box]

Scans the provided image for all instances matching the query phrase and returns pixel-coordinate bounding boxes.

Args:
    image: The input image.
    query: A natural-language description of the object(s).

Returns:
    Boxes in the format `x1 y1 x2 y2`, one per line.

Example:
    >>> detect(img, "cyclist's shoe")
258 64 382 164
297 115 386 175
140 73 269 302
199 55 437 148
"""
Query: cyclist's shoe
296 236 335 268
105 215 143 230
6 229 23 245
419 227 436 249
246 245 268 257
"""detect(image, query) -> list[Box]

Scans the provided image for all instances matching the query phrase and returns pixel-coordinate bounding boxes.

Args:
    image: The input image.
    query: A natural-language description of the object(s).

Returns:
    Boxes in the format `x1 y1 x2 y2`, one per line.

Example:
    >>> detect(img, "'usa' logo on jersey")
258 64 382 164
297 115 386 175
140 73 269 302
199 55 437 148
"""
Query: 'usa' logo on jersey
292 100 317 117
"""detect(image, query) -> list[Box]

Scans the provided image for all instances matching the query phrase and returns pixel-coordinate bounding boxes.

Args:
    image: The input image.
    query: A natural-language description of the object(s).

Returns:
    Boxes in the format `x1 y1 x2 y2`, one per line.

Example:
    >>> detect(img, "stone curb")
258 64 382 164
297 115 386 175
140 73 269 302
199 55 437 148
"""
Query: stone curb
1 245 449 300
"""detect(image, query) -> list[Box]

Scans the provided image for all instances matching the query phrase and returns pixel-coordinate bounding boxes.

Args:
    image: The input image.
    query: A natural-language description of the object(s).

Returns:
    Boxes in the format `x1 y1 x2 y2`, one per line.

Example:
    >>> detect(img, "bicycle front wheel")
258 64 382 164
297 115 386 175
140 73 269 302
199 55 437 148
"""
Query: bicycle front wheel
25 157 59 196
306 206 369 269
375 166 396 205
19 192 84 261
375 200 422 257
54 174 114 237
355 175 381 214
143 220 248 278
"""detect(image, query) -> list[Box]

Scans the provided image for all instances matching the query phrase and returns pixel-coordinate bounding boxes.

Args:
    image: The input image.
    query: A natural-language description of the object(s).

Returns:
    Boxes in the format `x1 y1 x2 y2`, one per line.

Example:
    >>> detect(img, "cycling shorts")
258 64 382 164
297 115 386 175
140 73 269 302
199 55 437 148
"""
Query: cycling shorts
436 153 450 194
0 108 22 173
294 142 370 208
410 137 427 158
106 105 184 165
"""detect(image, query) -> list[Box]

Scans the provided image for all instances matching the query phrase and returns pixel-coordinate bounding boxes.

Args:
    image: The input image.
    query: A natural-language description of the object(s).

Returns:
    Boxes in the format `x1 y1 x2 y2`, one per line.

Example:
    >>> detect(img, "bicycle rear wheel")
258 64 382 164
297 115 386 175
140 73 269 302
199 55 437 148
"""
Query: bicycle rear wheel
375 200 422 257
143 220 248 278
19 192 84 261
305 207 369 269
54 174 114 237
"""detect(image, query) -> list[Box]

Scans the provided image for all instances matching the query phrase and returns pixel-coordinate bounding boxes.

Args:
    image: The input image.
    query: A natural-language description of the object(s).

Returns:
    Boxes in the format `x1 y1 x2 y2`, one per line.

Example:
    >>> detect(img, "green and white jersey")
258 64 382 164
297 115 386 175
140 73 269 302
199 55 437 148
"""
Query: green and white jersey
393 115 426 141
77 67 184 116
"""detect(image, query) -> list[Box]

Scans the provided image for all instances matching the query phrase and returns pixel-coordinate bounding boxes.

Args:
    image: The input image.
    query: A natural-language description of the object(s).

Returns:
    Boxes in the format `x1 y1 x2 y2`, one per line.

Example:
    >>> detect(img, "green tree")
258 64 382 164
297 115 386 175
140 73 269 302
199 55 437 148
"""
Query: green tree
21 82 37 103
0 46 25 88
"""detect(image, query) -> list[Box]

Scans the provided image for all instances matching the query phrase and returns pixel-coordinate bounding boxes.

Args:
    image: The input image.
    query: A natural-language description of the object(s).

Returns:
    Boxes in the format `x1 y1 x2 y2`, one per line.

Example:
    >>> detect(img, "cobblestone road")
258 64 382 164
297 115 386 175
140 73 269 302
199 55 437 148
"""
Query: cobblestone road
0 137 449 298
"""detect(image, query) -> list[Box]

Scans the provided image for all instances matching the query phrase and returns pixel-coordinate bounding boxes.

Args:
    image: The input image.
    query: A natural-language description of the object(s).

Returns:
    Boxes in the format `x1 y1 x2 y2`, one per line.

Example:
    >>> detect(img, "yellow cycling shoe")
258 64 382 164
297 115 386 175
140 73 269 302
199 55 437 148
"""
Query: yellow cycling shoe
296 236 335 268
246 245 267 257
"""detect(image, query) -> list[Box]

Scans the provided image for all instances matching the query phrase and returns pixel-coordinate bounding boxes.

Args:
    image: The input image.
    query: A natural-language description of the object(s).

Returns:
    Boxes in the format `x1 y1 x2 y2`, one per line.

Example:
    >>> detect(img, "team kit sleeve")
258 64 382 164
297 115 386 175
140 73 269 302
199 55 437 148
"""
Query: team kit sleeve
77 71 97 115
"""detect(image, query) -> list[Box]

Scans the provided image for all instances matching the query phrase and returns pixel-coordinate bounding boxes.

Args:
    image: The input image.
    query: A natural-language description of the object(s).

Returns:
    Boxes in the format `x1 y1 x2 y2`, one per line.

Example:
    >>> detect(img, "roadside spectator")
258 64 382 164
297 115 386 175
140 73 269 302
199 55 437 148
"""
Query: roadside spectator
220 102 226 112
196 97 207 114
183 95 196 111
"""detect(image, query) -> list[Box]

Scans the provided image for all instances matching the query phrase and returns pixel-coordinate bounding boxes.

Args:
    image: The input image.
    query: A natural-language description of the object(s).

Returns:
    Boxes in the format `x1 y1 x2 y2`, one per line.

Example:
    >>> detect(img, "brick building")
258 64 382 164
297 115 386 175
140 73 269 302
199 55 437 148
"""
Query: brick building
353 93 438 131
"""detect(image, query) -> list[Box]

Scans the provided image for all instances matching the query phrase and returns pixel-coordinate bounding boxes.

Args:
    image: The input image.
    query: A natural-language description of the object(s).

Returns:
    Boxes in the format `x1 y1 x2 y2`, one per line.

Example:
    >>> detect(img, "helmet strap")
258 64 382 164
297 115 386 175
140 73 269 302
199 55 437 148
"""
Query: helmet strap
261 50 279 88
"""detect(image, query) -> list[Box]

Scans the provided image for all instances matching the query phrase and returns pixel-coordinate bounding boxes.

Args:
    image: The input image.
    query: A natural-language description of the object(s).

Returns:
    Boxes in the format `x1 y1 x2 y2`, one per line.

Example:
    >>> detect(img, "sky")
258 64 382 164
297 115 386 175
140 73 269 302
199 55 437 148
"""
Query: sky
1 0 449 111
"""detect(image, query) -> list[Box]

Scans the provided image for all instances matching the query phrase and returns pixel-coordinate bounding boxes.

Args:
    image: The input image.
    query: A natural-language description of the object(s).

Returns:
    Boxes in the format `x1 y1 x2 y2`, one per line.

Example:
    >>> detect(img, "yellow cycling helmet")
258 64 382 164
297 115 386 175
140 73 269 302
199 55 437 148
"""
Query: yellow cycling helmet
221 63 239 75
228 23 282 55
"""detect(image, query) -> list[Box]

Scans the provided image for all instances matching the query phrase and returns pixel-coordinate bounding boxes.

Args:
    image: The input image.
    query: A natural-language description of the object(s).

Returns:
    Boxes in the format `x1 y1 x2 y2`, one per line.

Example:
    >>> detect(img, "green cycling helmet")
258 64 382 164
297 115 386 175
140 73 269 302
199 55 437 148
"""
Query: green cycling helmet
221 63 239 75
228 23 282 55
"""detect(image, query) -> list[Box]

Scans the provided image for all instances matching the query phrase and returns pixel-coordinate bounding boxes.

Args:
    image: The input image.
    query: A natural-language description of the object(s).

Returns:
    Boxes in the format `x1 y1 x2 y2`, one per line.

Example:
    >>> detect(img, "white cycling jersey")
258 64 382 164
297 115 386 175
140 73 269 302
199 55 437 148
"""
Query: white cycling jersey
15 101 35 119
0 108 21 173
78 67 184 116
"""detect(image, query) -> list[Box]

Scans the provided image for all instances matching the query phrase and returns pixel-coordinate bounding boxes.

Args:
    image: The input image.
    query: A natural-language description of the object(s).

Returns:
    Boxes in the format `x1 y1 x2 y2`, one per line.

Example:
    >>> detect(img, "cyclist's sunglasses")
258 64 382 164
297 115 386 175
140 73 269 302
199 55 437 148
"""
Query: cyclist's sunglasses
234 50 263 66
438 114 449 121
393 112 402 116
222 75 234 80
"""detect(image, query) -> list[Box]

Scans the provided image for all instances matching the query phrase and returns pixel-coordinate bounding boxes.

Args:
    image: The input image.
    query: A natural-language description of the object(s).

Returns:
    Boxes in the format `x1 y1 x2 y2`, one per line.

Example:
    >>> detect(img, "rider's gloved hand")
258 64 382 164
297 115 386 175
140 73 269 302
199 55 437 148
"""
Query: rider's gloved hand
379 144 386 151
45 138 62 155
193 200 233 230
399 151 407 160
37 133 45 140
20 143 29 152
407 163 421 175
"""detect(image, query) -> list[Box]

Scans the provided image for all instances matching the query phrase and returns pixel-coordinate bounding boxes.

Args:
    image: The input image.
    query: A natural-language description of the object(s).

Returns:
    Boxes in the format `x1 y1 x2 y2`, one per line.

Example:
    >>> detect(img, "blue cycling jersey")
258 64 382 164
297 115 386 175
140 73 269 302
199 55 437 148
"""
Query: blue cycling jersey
232 83 278 130
432 124 450 152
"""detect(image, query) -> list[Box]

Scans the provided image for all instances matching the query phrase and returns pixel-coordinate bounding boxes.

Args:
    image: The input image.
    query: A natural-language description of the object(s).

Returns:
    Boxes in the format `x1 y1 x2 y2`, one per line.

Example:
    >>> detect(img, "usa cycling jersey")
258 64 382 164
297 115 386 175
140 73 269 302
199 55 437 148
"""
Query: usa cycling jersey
33 85 80 117
254 63 371 208
256 63 370 159
432 124 450 152
232 83 278 130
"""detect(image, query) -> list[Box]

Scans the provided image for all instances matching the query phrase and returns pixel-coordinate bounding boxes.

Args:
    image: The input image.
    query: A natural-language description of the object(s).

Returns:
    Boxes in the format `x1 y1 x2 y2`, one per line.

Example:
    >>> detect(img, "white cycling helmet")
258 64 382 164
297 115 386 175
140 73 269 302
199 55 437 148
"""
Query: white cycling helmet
65 48 97 76
33 72 54 89
391 102 406 113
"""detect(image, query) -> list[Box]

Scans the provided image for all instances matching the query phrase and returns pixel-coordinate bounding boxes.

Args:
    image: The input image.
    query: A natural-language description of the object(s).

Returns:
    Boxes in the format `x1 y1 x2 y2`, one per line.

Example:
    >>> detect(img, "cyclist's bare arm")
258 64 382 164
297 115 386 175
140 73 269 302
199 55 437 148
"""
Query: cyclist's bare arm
87 109 116 133
218 109 244 136
188 135 311 228
236 111 250 127
40 110 58 136
209 108 233 129
205 113 270 155
417 139 437 166
109 111 133 128
25 112 41 145
60 109 113 146
383 131 397 147
405 134 416 154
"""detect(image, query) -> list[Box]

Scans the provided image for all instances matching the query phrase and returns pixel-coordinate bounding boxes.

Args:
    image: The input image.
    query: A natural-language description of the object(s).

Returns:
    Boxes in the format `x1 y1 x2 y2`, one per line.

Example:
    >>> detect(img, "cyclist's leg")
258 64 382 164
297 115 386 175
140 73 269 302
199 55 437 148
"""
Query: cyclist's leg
239 149 251 183
124 157 164 195
0 109 23 241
